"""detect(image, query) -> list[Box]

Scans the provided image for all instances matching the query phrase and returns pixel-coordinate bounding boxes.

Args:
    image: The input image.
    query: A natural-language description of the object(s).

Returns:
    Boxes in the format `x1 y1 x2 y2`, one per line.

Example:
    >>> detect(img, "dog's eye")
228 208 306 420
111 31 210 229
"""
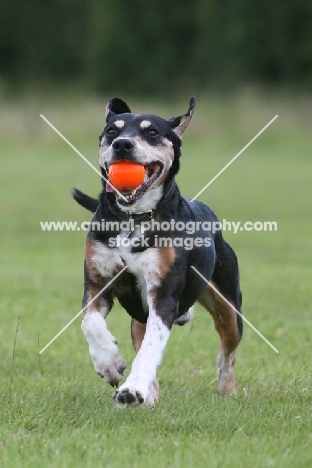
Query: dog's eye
107 127 118 137
146 128 158 137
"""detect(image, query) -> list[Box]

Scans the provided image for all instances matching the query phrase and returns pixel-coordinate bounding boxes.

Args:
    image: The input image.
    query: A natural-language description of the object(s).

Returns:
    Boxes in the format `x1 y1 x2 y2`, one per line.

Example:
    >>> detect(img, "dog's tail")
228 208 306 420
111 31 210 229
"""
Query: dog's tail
71 188 99 213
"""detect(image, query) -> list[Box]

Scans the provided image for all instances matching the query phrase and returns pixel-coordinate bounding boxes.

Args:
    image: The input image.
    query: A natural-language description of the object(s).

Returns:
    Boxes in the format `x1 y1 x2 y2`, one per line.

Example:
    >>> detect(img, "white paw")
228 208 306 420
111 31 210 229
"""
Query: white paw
113 378 158 408
92 345 126 387
113 386 145 408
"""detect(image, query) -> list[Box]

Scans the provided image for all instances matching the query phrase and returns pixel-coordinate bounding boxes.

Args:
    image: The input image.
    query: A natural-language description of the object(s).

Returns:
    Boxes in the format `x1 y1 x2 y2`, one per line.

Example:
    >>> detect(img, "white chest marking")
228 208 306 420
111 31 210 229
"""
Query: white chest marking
91 242 123 278
119 246 160 312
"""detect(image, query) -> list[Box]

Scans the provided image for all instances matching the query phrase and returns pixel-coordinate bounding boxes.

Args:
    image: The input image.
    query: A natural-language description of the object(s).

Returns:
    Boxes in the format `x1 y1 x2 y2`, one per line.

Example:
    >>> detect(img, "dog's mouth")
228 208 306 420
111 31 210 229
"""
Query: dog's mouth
105 161 163 205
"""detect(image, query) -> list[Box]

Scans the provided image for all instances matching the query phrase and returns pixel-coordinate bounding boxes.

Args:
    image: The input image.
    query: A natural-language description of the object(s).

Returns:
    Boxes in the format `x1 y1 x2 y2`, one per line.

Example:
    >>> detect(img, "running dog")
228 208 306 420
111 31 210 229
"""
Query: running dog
72 97 243 408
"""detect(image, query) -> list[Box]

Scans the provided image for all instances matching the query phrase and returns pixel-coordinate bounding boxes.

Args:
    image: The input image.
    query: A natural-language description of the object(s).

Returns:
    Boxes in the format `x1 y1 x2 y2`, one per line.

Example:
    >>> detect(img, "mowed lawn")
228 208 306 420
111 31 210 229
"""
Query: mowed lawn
0 92 311 467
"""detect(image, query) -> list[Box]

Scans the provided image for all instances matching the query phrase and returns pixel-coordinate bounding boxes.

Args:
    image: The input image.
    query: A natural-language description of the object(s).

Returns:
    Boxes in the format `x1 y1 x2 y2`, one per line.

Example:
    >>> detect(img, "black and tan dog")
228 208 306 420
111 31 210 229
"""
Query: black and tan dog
72 97 243 408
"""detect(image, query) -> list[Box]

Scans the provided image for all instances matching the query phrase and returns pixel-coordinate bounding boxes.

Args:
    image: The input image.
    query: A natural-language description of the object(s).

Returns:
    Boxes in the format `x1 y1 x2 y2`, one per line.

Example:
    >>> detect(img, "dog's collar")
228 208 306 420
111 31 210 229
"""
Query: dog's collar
107 179 177 221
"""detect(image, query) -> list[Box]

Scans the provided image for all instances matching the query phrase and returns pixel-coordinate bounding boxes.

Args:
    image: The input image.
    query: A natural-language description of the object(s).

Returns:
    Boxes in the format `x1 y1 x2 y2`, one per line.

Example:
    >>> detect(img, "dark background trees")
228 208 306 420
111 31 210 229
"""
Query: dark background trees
0 0 311 96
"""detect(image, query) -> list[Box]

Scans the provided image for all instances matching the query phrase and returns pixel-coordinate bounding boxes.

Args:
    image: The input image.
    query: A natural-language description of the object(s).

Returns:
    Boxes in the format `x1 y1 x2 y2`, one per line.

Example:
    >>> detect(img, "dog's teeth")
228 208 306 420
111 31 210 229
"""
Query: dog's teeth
131 190 137 196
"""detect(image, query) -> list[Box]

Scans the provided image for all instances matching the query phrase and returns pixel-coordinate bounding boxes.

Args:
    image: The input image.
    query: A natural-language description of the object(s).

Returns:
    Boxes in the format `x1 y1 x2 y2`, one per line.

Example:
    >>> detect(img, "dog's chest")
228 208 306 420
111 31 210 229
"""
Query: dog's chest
118 237 159 310
92 236 159 312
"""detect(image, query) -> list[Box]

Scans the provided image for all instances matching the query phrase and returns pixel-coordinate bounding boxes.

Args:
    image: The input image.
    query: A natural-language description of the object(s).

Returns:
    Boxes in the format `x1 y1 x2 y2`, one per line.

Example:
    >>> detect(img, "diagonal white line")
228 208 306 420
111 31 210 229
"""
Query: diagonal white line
191 266 279 353
39 266 128 354
191 115 278 202
40 114 128 202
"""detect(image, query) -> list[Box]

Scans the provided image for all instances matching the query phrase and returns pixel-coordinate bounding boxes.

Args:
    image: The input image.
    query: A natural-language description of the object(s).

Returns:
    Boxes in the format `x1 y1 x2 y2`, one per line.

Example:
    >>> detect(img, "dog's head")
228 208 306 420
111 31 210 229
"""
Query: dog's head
99 97 195 211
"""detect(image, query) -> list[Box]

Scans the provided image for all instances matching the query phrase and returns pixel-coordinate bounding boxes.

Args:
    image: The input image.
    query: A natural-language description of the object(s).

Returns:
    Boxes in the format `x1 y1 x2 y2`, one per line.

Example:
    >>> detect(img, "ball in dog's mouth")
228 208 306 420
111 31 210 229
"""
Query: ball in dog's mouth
105 161 163 205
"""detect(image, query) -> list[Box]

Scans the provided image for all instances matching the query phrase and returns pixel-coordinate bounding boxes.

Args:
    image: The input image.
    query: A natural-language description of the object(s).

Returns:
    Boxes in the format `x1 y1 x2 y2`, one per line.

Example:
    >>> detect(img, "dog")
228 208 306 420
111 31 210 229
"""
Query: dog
72 97 243 408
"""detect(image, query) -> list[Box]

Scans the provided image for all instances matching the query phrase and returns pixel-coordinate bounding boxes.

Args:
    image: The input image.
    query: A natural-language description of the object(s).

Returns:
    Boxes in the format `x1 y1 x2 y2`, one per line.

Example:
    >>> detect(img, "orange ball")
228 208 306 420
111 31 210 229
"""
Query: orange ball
109 161 145 190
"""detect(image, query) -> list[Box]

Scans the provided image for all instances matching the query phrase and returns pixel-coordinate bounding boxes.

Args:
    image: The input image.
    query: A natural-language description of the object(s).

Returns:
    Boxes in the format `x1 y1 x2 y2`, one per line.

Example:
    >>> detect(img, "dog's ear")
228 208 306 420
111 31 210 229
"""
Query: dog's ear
168 97 195 138
106 98 131 123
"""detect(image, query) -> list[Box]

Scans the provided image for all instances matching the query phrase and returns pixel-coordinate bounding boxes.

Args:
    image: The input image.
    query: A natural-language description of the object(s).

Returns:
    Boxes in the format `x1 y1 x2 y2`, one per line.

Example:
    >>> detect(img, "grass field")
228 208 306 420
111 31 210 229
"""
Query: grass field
0 90 311 467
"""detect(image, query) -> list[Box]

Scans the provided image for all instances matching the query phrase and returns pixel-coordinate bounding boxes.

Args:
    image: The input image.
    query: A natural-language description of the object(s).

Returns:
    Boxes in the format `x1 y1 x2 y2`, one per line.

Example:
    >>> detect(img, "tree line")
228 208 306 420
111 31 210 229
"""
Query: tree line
0 0 311 96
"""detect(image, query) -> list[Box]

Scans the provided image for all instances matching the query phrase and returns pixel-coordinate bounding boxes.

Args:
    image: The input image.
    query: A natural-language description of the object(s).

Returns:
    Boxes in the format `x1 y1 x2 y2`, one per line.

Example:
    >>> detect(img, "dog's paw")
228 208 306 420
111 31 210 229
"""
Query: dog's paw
217 367 236 395
113 387 145 408
145 379 159 406
90 338 126 386
82 313 126 387
95 353 126 387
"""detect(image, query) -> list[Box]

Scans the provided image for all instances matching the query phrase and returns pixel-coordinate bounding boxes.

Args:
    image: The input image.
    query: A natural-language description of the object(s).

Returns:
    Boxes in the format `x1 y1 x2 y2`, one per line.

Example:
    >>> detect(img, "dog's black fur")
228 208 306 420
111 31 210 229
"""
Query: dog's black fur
73 98 243 407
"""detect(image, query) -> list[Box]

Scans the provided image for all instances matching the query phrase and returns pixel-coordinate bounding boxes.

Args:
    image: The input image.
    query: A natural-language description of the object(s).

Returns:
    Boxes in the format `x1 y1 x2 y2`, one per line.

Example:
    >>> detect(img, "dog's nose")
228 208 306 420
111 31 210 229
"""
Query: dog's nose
112 138 134 159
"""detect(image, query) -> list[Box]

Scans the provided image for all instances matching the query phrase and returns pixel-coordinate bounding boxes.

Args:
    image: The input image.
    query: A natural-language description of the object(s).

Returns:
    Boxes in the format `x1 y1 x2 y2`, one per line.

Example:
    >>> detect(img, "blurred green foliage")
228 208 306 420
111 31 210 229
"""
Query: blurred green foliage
0 0 312 95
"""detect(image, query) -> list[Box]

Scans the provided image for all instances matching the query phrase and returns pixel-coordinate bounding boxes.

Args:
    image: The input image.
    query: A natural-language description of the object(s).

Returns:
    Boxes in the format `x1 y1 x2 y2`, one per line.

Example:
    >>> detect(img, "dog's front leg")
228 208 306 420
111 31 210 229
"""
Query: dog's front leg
82 237 126 386
113 295 174 408
81 281 126 387
131 319 160 406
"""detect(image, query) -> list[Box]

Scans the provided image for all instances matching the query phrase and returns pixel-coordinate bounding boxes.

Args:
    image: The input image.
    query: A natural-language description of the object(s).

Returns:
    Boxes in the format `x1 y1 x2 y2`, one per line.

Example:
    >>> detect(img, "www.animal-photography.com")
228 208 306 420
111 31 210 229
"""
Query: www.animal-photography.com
1 2 311 467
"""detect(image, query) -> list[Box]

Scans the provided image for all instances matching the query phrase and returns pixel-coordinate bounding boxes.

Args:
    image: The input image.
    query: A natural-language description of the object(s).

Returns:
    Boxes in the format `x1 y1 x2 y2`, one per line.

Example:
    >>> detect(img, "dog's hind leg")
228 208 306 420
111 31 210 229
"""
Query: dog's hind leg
198 284 241 394
198 237 243 395
131 319 159 406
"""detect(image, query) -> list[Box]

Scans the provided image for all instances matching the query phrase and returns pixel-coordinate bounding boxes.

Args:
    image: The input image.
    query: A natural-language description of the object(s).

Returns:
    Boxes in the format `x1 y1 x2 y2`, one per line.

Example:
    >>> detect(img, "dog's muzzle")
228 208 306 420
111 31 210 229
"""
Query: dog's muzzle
103 137 165 205
105 160 164 205
111 138 135 162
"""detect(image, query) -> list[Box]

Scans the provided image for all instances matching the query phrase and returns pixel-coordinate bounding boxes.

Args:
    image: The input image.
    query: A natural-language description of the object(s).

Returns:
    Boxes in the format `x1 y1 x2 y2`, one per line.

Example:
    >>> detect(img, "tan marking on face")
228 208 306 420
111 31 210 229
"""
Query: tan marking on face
131 135 174 160
139 120 152 129
130 136 174 187
99 143 110 167
100 132 174 178
114 120 125 129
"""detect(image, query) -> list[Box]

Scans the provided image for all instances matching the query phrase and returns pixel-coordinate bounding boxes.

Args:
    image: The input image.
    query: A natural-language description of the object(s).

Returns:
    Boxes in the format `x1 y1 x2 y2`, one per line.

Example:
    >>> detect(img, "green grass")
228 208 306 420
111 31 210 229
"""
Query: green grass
1 90 312 467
